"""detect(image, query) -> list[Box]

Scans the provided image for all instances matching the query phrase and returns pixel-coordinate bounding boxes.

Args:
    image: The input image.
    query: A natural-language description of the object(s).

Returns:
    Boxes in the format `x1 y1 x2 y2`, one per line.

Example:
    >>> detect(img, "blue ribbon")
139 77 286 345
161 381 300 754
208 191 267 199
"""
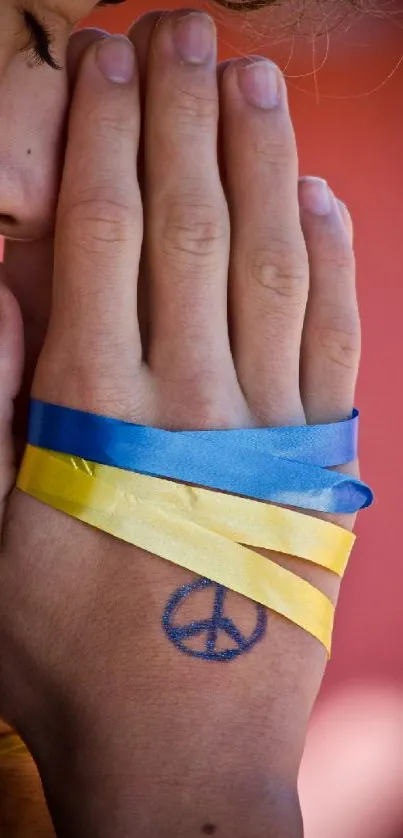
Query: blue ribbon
27 400 373 514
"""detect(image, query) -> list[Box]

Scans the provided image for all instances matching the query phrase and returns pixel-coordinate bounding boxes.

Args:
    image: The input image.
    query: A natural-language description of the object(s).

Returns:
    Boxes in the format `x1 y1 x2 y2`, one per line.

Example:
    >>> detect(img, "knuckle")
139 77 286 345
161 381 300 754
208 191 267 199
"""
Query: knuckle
63 188 139 249
316 315 361 371
246 242 308 299
251 128 297 169
89 103 137 141
319 246 355 275
162 198 228 261
171 82 217 128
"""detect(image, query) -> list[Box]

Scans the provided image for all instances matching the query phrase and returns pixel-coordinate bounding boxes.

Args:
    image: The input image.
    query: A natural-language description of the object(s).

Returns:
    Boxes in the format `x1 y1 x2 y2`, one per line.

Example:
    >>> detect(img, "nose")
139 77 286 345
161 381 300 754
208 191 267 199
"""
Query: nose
0 27 108 242
0 54 68 241
0 153 60 241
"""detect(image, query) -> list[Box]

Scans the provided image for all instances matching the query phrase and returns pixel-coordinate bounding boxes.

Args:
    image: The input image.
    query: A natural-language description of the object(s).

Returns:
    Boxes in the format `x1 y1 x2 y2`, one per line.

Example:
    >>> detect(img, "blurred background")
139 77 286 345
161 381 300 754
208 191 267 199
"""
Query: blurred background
2 1 403 836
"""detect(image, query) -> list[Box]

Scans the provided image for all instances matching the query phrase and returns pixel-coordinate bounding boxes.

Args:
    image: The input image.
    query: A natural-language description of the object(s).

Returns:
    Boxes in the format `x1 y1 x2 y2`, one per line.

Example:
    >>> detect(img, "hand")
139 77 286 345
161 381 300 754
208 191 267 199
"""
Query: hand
0 11 360 837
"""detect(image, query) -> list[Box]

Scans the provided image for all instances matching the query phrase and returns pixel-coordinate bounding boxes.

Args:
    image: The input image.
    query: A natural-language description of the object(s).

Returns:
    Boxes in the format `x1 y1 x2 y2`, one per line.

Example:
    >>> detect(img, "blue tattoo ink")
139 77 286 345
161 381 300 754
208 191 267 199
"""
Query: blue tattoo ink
162 578 267 661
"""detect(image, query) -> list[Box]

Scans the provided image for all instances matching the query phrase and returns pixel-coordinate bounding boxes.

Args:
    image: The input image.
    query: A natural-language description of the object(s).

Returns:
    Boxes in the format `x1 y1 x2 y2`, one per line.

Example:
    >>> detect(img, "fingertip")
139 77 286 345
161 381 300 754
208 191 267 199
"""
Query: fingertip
336 198 354 243
127 11 167 94
67 28 108 88
217 59 233 85
94 35 136 85
70 31 136 90
127 9 167 49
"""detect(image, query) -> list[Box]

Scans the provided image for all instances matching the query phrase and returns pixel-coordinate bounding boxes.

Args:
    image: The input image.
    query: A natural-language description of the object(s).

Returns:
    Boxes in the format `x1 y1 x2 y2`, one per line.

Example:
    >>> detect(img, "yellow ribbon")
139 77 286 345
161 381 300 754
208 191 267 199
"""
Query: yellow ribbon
17 445 356 654
0 731 29 757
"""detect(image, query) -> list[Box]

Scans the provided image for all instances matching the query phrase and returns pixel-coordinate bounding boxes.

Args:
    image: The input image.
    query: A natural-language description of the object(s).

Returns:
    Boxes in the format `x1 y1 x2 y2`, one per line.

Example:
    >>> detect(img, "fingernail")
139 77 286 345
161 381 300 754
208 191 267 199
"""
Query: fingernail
96 35 135 83
238 60 280 109
299 177 332 215
172 12 215 65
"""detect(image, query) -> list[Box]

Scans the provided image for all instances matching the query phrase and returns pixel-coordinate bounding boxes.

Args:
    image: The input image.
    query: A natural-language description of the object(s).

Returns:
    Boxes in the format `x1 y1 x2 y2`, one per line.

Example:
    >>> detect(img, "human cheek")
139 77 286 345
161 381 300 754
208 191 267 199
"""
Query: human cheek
0 59 68 240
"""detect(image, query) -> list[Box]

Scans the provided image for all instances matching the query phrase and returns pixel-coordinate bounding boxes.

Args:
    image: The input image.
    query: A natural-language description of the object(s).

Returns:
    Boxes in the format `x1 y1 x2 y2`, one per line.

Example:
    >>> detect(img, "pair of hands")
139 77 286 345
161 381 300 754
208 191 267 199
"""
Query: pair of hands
0 9 360 837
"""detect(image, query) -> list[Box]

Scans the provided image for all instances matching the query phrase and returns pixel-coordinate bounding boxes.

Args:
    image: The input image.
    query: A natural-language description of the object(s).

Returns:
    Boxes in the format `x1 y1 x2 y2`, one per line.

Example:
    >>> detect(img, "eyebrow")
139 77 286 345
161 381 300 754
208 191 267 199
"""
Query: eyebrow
96 1 127 5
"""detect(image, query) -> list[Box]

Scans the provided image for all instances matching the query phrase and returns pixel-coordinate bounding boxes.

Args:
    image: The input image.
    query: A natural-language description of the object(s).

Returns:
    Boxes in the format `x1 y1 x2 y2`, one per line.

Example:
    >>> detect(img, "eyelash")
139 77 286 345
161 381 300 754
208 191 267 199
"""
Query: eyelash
19 8 61 70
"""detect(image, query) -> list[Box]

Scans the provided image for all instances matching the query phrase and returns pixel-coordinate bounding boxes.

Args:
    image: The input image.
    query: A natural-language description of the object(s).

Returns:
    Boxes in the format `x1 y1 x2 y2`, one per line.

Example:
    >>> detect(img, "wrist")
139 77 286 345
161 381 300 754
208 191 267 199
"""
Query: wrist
40 742 303 838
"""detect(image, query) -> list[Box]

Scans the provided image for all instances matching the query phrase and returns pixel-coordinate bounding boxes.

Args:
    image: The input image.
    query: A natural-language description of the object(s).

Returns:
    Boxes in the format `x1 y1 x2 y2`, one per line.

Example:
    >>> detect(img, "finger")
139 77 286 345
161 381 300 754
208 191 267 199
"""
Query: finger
144 11 233 381
3 237 54 450
217 59 232 83
216 59 232 178
127 11 167 101
66 27 108 87
127 10 167 355
127 9 167 190
299 177 360 424
336 198 354 244
220 58 308 425
0 275 23 526
39 36 143 400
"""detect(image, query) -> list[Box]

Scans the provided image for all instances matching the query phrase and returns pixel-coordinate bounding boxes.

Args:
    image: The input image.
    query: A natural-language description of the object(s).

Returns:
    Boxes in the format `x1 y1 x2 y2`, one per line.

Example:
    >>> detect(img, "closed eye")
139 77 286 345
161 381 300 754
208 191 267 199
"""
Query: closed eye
19 8 61 70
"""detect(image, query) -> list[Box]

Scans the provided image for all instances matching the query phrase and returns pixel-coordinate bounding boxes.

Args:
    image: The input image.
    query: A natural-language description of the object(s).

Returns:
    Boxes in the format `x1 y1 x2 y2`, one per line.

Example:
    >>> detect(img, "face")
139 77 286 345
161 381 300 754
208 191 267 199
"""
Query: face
0 0 115 240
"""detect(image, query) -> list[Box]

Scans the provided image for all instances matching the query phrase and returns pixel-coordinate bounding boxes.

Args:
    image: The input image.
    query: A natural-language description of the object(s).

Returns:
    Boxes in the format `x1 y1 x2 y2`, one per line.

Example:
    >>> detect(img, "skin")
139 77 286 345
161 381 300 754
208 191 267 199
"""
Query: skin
0 9 361 838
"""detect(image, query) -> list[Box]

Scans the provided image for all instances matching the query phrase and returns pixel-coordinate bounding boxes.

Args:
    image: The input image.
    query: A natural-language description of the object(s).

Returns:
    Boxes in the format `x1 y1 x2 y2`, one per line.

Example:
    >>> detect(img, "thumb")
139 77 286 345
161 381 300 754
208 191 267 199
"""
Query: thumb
0 269 24 529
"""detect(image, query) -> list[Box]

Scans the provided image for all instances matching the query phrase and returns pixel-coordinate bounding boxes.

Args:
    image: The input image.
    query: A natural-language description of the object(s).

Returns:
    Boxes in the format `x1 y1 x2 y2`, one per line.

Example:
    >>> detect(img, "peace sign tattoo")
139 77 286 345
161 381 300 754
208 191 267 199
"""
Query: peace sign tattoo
162 578 267 661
